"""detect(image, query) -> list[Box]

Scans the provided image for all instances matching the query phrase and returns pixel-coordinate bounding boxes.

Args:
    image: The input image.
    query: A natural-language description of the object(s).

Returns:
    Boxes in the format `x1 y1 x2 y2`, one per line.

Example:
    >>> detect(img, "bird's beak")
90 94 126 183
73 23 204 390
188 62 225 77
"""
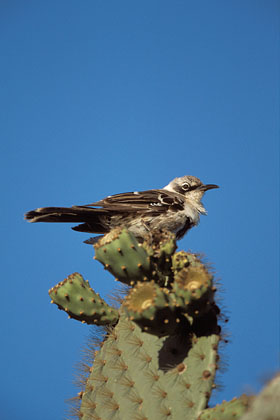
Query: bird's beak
200 184 219 191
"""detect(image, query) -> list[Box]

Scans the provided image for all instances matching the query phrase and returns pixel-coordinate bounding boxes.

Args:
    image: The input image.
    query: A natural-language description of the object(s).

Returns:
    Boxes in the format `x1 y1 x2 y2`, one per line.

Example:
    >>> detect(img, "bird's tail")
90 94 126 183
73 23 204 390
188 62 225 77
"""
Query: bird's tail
25 206 96 223
24 206 108 234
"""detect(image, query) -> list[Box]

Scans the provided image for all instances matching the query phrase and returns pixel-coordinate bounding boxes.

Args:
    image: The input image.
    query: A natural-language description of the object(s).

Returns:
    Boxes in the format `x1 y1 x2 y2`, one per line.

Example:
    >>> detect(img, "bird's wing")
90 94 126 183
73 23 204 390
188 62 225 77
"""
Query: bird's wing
79 189 185 213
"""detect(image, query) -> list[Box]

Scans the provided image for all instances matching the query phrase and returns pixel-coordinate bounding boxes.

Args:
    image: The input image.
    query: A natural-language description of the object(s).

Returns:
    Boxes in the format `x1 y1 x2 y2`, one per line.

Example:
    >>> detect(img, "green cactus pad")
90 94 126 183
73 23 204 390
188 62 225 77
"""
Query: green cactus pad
49 273 119 325
142 229 176 257
240 374 280 420
94 228 151 285
172 250 191 273
172 255 214 318
79 312 220 420
123 281 188 336
138 230 177 287
199 395 251 420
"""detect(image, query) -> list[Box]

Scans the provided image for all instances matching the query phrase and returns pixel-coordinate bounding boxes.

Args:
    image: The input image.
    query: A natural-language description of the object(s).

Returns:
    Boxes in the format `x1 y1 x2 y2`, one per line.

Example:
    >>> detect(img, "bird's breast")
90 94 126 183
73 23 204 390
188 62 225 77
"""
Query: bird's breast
182 202 200 225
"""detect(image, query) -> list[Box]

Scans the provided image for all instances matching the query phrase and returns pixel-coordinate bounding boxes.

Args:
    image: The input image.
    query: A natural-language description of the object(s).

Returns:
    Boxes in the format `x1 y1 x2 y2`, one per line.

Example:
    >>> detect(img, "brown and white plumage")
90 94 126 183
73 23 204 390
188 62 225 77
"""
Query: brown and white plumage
25 175 218 242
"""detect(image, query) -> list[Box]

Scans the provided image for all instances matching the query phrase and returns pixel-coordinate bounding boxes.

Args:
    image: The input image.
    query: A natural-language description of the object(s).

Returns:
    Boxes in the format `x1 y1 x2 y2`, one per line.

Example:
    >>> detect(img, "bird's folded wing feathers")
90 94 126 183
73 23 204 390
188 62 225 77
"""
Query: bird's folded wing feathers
24 190 185 225
81 189 185 212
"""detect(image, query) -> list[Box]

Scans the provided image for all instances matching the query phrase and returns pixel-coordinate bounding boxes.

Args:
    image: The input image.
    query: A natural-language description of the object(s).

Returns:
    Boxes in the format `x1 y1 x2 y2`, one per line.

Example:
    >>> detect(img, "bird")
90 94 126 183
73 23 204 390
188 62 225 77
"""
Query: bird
25 175 219 243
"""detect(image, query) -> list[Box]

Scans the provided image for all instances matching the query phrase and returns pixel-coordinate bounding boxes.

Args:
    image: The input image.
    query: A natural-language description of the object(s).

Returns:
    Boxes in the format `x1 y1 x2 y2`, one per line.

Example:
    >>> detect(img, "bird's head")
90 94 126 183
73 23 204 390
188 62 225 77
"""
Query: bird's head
164 175 219 213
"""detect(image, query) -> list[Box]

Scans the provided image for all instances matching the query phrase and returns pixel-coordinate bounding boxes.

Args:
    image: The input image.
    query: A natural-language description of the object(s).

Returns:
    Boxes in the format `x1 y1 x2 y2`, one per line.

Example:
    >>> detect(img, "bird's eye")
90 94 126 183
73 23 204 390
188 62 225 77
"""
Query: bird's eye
181 183 190 191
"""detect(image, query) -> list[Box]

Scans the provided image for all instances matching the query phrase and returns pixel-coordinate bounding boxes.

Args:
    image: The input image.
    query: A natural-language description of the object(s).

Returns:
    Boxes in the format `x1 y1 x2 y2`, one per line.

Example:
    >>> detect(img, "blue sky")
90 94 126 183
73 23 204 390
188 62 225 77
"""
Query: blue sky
1 1 279 419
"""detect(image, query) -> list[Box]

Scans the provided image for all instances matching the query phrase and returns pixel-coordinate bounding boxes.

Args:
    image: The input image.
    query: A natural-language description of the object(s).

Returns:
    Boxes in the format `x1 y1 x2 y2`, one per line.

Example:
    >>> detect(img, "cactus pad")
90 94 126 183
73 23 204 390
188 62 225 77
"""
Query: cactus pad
240 374 280 420
94 228 151 285
123 281 187 336
199 395 251 420
80 312 220 420
172 254 214 319
49 273 119 325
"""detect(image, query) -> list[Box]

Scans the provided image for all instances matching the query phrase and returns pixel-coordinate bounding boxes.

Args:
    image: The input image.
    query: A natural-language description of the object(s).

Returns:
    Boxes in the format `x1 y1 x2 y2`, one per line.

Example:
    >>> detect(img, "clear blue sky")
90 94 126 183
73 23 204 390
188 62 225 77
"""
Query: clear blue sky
1 1 279 419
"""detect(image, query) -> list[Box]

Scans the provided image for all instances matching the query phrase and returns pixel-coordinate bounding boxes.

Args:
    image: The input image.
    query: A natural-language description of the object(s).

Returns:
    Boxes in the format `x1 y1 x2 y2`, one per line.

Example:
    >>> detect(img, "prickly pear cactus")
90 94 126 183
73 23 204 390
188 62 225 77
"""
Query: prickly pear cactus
198 395 251 420
49 228 279 419
49 228 223 419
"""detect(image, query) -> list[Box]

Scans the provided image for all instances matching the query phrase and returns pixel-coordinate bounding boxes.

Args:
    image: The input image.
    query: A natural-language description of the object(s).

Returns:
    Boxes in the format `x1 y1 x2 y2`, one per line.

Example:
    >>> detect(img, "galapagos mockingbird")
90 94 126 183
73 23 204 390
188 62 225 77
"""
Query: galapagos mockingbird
25 175 218 243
